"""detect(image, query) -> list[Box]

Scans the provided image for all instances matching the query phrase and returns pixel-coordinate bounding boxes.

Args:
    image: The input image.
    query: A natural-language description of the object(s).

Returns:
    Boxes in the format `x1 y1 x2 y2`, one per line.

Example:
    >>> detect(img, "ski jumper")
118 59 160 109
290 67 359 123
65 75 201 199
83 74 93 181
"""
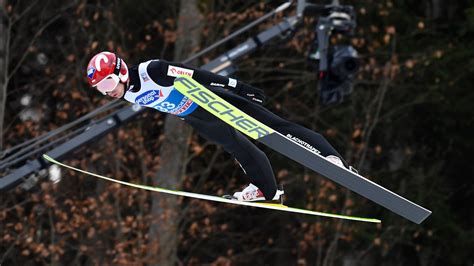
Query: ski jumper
123 60 348 200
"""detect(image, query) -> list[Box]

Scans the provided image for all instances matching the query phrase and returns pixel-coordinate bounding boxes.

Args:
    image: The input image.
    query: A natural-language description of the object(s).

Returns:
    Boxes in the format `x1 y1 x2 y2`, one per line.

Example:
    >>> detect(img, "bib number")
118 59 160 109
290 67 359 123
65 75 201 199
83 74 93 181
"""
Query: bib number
154 101 176 112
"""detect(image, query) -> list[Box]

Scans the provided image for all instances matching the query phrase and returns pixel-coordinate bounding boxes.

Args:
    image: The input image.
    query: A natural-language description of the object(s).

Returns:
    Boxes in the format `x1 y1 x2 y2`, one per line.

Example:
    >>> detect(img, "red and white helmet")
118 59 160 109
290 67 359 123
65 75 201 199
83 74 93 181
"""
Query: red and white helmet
86 51 129 95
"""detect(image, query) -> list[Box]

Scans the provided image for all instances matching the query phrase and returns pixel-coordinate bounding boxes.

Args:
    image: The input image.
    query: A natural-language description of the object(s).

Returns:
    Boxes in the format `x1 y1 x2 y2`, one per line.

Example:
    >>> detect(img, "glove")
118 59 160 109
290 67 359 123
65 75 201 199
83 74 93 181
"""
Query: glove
236 83 266 105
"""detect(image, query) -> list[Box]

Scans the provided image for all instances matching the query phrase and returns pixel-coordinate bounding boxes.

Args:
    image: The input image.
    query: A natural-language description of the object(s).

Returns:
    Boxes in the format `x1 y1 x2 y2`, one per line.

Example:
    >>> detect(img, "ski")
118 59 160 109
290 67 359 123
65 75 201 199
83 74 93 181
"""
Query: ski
42 154 380 223
174 76 432 224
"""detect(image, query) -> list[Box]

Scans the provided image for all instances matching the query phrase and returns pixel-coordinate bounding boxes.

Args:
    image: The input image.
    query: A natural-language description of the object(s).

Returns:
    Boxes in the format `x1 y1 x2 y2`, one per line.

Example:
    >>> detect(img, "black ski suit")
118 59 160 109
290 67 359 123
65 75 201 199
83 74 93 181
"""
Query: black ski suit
124 59 347 200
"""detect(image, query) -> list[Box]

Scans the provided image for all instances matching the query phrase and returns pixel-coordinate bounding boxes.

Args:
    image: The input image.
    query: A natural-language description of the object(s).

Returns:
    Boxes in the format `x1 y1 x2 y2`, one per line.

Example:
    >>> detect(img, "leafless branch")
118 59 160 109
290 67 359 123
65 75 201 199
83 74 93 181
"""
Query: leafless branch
7 13 62 81
9 0 40 27
356 69 391 170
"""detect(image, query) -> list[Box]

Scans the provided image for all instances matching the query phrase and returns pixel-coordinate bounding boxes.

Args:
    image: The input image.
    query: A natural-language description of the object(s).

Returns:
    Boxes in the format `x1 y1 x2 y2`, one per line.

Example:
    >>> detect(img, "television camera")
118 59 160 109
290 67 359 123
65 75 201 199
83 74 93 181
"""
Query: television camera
306 1 360 105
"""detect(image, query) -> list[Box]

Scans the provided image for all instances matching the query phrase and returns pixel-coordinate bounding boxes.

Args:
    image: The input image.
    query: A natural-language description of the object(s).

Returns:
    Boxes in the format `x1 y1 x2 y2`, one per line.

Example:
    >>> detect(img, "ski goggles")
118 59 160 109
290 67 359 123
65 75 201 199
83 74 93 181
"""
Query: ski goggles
94 74 120 95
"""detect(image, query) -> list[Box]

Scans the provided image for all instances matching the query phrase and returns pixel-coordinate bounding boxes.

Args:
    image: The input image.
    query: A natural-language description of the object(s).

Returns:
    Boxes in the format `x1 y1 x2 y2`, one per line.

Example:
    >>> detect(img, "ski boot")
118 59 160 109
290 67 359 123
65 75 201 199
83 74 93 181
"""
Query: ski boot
326 155 359 174
223 183 284 204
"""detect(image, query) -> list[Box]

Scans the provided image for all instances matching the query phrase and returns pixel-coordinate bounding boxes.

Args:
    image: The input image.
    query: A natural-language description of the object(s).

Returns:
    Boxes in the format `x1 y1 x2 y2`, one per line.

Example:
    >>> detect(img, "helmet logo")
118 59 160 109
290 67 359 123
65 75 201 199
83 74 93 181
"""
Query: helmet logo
95 54 109 71
87 67 96 80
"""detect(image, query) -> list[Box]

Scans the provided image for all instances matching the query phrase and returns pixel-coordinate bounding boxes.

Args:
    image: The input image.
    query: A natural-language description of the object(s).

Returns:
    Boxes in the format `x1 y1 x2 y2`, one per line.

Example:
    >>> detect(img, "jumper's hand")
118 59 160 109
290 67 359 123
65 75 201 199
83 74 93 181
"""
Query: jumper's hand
237 84 266 105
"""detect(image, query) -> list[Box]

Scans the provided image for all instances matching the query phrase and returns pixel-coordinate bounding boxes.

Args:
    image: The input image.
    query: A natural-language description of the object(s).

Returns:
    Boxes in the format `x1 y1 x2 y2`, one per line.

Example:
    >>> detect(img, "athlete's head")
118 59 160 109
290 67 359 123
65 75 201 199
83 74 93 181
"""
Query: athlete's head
86 51 128 98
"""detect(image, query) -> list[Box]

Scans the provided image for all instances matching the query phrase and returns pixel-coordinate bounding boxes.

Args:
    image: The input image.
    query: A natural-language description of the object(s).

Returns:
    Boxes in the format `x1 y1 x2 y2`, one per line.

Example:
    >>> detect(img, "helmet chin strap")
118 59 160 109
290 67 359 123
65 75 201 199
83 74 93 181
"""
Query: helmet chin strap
119 84 126 99
124 80 130 91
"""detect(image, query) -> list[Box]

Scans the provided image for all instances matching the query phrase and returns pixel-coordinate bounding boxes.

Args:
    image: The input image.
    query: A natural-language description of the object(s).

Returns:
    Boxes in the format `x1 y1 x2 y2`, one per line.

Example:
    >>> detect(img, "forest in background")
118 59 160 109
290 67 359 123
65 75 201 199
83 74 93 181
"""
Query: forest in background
0 0 473 265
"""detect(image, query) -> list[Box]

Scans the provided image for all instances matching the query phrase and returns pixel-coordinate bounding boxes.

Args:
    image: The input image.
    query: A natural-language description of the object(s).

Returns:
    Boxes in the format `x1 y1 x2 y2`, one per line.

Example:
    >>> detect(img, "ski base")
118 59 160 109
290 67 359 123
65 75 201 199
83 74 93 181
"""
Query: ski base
42 154 381 224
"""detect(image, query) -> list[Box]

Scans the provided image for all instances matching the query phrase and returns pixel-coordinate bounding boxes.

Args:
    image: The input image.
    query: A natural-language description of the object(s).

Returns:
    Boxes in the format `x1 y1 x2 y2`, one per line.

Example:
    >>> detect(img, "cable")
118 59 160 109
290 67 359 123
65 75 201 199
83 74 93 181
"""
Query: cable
0 99 125 164
183 1 293 64
0 104 130 170
0 122 91 170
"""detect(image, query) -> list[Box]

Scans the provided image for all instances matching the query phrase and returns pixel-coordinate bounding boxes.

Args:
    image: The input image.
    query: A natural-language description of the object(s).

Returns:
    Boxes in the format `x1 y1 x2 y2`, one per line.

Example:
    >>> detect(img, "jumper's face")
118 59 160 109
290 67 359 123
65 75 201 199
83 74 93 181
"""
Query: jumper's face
104 82 125 98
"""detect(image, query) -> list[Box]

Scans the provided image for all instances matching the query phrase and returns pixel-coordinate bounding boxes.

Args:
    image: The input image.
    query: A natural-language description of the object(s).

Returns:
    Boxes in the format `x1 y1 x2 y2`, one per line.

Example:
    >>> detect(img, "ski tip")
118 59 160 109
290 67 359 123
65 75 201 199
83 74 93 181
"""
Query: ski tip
42 154 53 162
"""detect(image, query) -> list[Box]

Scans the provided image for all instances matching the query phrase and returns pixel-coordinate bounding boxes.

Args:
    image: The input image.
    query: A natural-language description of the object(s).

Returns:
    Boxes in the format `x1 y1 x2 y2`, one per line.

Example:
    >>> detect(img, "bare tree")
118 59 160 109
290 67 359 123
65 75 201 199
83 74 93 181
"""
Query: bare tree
146 0 203 264
0 1 65 151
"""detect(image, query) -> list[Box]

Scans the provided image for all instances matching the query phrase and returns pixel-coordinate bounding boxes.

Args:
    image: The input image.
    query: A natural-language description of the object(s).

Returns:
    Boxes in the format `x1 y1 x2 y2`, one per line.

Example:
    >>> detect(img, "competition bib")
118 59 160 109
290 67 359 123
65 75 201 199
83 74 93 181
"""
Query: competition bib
124 60 198 116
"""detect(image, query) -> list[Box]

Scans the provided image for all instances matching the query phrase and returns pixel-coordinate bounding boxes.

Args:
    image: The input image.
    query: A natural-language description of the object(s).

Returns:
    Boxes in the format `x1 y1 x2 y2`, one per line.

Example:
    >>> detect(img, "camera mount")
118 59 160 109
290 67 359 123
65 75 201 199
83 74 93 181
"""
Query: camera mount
304 0 359 105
